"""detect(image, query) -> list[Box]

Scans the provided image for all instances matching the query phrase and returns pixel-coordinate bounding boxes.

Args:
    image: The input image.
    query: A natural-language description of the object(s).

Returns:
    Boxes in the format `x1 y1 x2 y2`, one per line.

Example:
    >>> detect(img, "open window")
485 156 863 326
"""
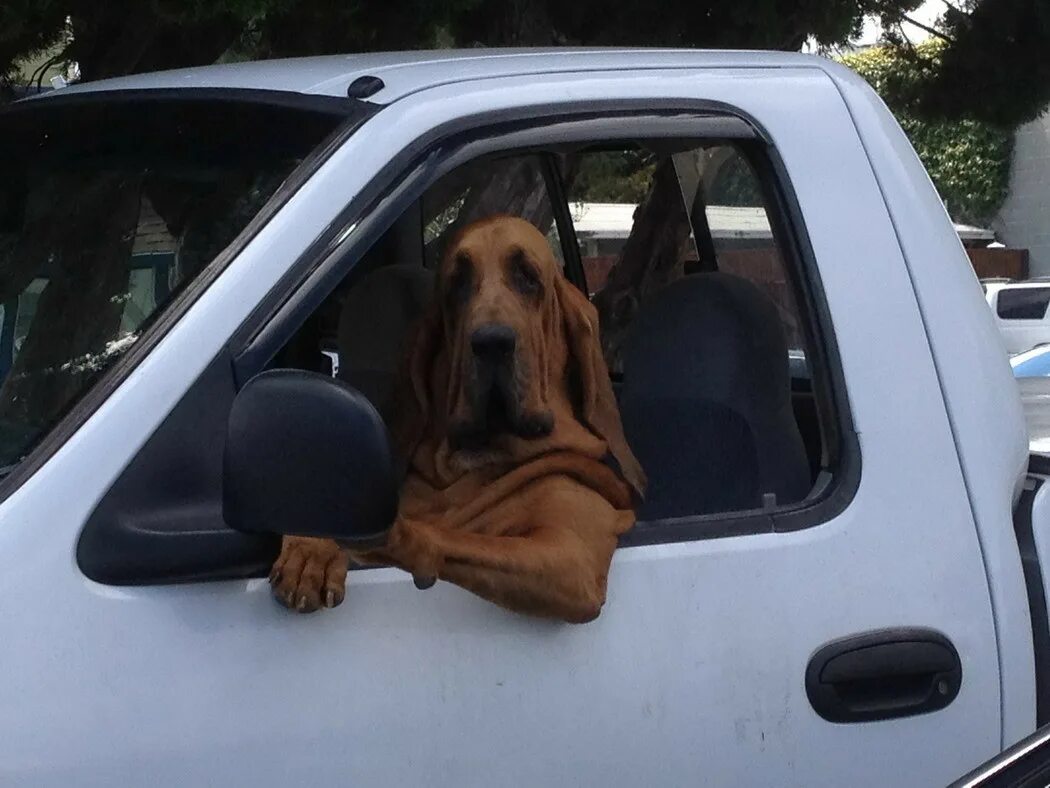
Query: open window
257 137 839 530
267 152 572 421
78 109 855 585
564 141 827 525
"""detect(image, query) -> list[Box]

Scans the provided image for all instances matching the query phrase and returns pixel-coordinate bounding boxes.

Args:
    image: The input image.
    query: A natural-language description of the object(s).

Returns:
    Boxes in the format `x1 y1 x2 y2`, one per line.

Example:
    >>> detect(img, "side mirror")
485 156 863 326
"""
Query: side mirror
223 369 397 547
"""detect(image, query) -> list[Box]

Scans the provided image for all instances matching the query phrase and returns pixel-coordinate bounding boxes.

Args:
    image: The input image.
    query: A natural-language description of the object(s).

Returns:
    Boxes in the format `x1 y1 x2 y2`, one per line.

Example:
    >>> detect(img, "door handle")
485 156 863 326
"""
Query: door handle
806 628 962 723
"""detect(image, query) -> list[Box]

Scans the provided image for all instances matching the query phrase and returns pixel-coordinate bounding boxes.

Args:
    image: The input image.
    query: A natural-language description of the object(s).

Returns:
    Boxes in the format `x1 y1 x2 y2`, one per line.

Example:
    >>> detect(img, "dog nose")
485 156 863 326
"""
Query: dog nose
471 324 516 361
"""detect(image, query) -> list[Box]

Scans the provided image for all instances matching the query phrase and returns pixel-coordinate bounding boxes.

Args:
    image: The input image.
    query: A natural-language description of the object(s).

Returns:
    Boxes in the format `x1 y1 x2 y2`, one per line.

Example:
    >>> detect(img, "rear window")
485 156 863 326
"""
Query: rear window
0 92 354 474
997 287 1050 320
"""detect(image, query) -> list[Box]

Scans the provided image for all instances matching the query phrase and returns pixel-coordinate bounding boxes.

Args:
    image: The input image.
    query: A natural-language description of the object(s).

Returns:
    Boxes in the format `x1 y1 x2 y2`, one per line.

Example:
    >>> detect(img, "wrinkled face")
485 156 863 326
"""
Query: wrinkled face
438 215 565 452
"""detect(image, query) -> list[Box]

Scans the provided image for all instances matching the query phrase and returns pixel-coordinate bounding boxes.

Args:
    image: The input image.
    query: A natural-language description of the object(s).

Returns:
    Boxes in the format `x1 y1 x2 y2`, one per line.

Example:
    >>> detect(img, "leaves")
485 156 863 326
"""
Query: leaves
0 0 1044 180
570 151 657 204
842 41 1013 224
0 0 923 85
926 0 1050 127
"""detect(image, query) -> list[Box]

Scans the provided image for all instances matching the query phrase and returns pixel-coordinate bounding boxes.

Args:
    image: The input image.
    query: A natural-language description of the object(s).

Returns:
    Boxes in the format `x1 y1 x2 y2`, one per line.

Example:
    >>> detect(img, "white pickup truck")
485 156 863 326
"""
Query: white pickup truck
0 49 1047 787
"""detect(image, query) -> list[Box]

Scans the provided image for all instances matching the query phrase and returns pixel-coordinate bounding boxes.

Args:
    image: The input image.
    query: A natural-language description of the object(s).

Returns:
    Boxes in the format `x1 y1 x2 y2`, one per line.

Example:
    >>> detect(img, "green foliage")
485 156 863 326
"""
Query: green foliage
572 147 765 208
842 42 1013 225
0 1 68 93
707 155 763 207
1 0 1046 165
245 0 473 59
453 0 916 51
928 0 1050 128
570 151 656 204
1 0 920 90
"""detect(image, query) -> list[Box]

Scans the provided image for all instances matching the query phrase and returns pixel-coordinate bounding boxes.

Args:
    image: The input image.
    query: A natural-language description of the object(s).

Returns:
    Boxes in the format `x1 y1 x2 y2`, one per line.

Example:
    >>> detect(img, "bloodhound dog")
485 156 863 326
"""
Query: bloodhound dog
270 215 646 622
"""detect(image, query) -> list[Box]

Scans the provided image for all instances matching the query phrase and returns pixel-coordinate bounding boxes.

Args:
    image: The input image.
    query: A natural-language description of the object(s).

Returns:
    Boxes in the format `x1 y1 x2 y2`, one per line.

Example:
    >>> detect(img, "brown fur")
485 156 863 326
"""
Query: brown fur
270 215 645 622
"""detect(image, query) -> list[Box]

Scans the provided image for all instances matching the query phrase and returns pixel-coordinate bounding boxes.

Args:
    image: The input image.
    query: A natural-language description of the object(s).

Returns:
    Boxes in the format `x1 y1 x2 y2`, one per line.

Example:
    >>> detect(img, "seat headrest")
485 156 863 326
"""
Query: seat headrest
337 264 435 414
621 272 791 421
619 272 810 519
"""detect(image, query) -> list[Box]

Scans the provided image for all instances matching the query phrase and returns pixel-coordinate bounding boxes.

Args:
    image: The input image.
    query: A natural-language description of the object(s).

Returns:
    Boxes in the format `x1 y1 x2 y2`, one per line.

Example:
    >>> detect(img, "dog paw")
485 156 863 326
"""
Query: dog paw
269 536 349 613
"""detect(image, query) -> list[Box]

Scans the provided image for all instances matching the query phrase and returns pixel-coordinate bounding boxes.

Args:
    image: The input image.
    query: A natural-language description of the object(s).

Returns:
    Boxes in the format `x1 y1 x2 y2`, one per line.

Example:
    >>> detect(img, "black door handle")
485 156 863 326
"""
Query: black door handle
806 628 962 723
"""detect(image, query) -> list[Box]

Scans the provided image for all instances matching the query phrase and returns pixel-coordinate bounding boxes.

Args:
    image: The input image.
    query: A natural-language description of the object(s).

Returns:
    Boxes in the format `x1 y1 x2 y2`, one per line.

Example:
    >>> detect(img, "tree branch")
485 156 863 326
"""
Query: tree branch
29 52 64 89
896 20 916 52
897 13 954 43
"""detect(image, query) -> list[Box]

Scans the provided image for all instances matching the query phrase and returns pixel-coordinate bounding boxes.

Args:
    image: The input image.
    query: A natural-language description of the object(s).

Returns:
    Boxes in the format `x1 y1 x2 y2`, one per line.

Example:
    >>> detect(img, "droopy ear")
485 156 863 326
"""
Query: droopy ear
391 302 445 461
554 274 647 500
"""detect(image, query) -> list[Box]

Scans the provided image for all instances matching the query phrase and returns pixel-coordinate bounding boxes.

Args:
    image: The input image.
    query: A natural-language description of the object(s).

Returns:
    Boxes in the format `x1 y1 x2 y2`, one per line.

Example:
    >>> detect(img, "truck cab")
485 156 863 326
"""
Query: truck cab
0 50 1041 786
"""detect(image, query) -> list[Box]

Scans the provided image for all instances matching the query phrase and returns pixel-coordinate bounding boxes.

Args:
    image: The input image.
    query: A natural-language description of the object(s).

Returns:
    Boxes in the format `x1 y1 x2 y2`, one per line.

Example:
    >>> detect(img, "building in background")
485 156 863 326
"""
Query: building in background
995 114 1050 278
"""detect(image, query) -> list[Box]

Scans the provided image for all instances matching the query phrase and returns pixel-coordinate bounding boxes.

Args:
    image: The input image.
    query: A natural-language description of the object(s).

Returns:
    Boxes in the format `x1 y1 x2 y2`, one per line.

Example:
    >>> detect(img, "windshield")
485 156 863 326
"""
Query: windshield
0 92 353 474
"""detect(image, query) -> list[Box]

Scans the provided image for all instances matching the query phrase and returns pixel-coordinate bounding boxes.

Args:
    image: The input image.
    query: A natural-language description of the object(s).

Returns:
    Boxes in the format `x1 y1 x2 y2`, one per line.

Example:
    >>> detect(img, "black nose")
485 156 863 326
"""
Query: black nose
471 324 516 361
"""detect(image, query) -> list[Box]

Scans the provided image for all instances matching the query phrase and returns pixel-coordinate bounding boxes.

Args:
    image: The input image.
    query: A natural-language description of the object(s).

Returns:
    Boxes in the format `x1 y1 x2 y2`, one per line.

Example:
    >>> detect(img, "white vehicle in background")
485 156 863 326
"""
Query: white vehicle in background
985 279 1050 353
1012 345 1050 452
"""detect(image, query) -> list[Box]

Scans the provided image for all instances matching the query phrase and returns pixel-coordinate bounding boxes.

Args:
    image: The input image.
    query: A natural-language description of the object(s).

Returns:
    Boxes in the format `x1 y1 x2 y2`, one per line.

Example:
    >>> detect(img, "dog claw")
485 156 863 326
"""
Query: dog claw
296 596 307 611
325 590 335 608
414 575 437 590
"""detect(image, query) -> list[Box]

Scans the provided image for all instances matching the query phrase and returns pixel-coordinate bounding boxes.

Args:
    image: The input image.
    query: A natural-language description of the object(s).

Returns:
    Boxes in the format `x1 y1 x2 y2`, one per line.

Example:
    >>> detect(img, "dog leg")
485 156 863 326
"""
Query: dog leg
380 518 619 623
270 536 349 613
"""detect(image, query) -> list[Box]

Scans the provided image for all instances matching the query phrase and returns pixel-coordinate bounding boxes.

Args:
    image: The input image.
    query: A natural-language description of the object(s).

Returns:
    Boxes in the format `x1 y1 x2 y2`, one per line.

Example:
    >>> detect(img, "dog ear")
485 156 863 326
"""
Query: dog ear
554 274 647 500
391 302 445 461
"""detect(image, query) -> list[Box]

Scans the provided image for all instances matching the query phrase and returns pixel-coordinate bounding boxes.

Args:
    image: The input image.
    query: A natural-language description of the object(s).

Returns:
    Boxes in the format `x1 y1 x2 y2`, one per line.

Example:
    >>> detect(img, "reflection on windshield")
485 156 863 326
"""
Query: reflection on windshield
0 95 349 472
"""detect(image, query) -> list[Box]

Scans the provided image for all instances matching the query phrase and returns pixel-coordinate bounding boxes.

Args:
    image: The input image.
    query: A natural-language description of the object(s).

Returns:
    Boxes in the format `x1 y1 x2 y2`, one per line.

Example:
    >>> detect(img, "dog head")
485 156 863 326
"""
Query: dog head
396 214 645 496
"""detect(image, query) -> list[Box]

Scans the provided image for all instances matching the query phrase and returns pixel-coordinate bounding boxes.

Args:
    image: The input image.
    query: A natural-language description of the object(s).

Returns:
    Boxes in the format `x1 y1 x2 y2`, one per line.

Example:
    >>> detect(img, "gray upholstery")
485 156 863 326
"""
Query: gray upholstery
619 272 811 521
337 264 435 419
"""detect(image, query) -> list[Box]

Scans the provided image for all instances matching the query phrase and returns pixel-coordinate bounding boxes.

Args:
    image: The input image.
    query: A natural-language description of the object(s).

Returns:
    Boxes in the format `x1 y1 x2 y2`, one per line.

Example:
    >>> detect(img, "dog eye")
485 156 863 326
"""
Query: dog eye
446 253 474 308
509 251 542 297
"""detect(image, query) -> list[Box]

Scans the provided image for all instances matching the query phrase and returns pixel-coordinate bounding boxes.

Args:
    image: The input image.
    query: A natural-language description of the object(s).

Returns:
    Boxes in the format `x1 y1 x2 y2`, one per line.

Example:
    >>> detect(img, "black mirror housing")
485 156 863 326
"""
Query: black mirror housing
223 369 397 546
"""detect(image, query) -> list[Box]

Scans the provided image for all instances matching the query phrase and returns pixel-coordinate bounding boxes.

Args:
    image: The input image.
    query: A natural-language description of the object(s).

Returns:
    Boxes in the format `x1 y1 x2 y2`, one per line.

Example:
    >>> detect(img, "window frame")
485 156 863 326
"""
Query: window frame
234 107 860 546
75 103 861 587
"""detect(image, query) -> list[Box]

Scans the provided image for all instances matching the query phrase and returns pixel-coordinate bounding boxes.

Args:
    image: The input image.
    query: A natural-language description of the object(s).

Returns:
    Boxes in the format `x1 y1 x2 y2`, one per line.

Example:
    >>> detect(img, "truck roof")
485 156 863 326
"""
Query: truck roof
35 48 828 105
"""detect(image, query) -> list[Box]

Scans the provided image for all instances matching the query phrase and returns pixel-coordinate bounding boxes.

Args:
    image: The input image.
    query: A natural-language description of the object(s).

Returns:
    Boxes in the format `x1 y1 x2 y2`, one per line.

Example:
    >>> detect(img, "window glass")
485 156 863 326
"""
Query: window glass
700 146 807 352
567 142 811 365
997 287 1050 320
422 155 564 269
287 139 833 527
568 150 660 298
0 96 349 473
13 278 47 359
288 154 570 418
565 141 824 519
